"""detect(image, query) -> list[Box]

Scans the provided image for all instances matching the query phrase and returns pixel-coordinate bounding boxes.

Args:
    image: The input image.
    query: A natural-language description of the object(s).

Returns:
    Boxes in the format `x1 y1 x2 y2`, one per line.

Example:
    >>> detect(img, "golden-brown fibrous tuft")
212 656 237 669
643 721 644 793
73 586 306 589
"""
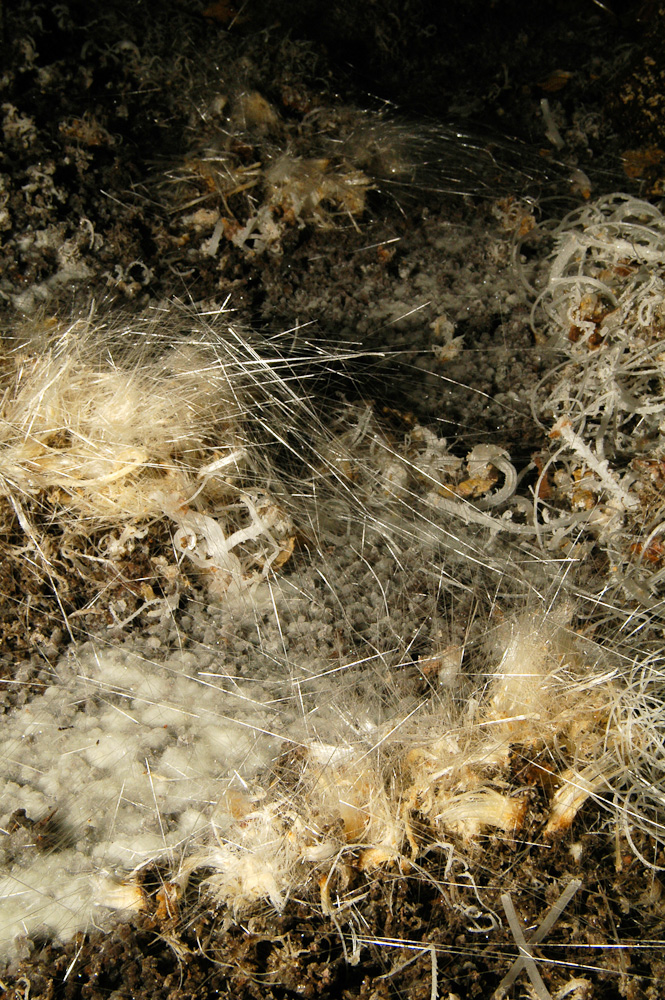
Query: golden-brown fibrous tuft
183 610 645 915
0 311 295 598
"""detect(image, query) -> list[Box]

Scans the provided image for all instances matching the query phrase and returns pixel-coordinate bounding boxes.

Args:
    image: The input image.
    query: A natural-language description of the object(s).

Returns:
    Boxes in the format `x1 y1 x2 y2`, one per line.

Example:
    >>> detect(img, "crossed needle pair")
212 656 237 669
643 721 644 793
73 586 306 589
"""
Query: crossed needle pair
494 878 583 1000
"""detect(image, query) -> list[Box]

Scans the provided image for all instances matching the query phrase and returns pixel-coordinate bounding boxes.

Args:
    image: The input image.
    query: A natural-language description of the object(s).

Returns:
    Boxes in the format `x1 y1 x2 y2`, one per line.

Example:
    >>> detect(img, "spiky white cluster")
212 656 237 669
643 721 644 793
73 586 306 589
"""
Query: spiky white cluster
1 598 661 955
162 92 552 256
0 308 296 597
530 194 665 603
3 197 665 973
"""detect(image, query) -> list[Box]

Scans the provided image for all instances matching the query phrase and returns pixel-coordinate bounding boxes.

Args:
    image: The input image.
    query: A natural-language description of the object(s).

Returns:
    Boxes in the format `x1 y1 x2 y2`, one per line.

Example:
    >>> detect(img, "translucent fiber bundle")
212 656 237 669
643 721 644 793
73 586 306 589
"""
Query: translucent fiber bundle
0 307 305 599
529 195 665 606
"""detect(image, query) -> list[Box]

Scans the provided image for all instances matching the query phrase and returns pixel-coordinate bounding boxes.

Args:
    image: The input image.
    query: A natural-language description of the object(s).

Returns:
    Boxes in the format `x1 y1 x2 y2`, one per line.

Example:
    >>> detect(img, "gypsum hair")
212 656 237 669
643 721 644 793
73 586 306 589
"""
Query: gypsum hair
2 292 665 964
3 270 665 669
2 539 664 964
524 193 665 615
158 91 571 254
0 302 399 608
0 299 590 617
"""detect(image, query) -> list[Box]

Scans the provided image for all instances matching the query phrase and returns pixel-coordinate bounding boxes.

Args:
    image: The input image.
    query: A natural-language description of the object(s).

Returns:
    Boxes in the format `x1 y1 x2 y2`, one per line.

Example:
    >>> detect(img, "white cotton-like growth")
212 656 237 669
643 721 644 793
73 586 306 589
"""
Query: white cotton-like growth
172 608 665 908
0 640 284 950
0 309 298 595
2 437 665 958
2 256 665 968
488 611 557 723
527 194 665 602
163 96 558 257
1 325 237 514
265 154 371 227
203 797 299 914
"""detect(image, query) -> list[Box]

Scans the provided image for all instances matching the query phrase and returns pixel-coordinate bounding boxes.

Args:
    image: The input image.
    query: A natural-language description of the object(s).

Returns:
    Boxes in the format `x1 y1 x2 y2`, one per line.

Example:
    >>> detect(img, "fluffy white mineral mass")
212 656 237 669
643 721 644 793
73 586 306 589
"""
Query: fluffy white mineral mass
3 193 665 965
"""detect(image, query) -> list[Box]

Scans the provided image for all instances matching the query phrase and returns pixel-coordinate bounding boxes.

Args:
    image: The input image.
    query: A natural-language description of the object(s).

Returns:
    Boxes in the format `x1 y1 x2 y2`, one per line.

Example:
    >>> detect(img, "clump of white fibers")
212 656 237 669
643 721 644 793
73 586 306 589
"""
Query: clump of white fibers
2 592 664 955
0 306 303 600
529 194 665 607
163 93 556 256
2 291 665 972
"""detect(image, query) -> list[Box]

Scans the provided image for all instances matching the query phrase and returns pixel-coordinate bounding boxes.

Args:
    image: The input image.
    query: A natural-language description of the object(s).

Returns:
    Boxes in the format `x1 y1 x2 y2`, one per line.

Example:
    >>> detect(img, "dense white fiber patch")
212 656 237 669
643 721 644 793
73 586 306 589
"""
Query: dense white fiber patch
2 589 661 954
3 195 665 994
0 638 288 947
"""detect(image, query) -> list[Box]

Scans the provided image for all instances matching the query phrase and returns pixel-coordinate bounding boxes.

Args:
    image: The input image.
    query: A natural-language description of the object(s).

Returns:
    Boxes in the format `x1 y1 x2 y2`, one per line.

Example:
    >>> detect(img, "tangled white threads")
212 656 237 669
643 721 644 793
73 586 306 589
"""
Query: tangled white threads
529 194 665 599
0 309 300 598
